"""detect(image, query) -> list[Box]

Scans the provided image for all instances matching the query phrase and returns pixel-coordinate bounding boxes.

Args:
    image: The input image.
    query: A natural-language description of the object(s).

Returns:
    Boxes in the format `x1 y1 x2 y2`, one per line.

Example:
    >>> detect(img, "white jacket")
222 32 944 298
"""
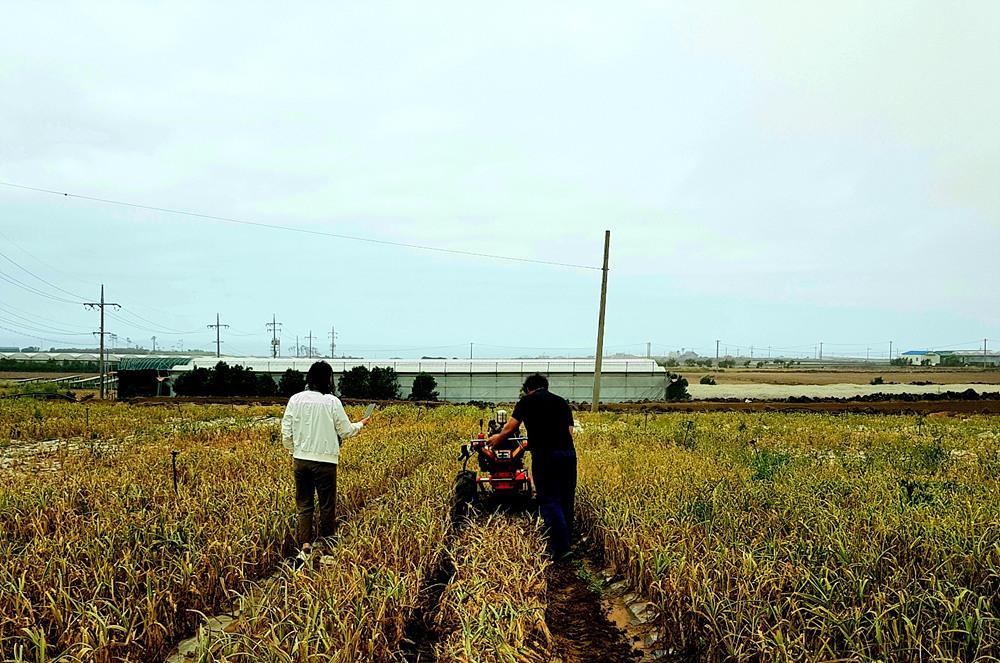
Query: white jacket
281 390 363 464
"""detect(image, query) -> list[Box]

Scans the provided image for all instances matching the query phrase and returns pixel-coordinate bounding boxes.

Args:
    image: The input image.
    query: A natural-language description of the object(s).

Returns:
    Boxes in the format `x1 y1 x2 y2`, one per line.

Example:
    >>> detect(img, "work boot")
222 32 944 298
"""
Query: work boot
293 543 313 569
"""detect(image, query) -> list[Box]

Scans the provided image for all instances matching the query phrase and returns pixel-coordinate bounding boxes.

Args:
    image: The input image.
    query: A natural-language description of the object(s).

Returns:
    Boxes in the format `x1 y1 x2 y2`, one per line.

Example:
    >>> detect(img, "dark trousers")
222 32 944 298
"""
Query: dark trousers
532 449 577 557
293 459 337 546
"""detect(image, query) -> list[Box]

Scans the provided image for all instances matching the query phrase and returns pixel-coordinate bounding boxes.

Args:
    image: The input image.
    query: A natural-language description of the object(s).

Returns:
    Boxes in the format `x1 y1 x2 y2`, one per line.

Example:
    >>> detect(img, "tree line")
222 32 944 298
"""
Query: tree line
169 361 439 400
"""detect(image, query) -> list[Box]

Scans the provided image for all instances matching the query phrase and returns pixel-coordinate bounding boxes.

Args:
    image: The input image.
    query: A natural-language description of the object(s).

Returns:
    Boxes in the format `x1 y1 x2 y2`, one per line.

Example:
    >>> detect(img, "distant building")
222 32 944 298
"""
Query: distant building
941 350 1000 366
900 350 940 366
114 356 669 402
900 350 1000 366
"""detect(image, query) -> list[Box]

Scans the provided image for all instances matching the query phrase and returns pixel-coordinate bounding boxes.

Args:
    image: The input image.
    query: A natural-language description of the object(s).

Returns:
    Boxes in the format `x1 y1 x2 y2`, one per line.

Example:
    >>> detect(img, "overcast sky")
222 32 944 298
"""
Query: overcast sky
1 2 997 359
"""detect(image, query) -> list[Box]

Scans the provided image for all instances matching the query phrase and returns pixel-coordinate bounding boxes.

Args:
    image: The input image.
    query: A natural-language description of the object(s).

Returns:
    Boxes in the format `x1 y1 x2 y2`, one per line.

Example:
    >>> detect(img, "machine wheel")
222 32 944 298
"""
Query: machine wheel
451 470 478 525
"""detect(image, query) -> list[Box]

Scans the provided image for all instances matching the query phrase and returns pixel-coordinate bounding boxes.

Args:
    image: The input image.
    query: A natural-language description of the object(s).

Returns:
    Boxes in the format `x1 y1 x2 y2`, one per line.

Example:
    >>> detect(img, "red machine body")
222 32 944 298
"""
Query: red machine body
468 434 532 498
454 411 533 515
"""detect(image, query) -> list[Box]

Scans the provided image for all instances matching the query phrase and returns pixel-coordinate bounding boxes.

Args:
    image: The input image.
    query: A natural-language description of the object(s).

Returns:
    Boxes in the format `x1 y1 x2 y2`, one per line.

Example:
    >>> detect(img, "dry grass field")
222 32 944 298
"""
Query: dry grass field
1 401 998 661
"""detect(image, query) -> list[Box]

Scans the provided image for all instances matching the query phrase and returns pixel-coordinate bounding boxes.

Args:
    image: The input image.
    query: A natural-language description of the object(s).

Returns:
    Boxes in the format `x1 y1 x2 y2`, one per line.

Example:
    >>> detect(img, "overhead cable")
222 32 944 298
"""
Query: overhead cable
0 248 89 301
0 181 602 271
0 269 82 304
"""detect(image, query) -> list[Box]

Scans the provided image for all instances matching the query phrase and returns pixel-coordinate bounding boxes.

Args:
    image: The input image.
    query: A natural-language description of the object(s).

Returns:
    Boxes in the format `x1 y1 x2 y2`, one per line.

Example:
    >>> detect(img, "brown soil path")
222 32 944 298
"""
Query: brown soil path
545 561 640 663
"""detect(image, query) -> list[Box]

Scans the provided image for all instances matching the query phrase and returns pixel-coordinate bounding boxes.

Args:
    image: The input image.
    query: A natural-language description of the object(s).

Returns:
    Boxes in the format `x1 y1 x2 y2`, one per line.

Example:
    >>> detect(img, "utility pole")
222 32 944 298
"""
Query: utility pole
329 327 337 358
84 284 120 400
151 336 156 352
296 335 300 358
819 341 823 362
306 331 316 358
716 340 720 362
866 347 871 363
469 342 473 360
591 230 611 412
750 345 754 360
207 313 229 358
889 340 893 364
646 341 651 359
985 338 989 368
266 314 282 358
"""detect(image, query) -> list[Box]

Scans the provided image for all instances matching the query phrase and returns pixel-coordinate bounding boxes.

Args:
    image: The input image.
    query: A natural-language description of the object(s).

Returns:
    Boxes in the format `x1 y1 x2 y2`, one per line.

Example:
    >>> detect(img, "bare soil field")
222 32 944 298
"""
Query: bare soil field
675 367 1000 385
604 399 1000 415
0 372 98 380
688 382 1000 401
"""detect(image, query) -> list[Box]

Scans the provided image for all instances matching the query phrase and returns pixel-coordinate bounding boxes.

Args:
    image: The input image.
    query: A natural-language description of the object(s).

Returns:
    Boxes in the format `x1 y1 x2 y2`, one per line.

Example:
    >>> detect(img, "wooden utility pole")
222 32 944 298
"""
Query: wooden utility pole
716 339 720 362
306 331 316 358
84 284 120 400
591 230 611 412
207 313 229 358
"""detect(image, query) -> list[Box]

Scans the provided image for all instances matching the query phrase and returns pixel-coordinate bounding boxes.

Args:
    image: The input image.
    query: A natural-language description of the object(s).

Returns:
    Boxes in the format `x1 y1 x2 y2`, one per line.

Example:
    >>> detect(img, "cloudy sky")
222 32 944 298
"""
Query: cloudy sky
1 1 997 359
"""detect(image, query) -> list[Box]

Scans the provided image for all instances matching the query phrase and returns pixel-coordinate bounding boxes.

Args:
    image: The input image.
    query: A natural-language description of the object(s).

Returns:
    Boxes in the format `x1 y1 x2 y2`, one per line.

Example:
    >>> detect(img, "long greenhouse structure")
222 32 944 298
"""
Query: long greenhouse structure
0 352 669 403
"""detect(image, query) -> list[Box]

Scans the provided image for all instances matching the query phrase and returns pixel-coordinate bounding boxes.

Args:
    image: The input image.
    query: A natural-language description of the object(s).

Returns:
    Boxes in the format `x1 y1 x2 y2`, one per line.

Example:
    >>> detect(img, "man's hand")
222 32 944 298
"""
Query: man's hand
359 416 371 426
487 415 521 448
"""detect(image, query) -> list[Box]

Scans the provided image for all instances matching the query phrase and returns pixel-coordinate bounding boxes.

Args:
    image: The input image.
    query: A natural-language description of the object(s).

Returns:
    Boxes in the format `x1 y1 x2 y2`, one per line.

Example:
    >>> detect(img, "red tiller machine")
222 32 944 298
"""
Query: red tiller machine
453 410 533 520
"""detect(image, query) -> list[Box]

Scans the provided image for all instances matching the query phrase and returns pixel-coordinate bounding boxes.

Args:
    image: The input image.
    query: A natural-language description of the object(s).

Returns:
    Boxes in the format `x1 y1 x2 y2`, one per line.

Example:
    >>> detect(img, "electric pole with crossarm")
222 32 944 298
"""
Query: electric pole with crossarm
84 284 120 400
266 314 282 358
207 313 229 358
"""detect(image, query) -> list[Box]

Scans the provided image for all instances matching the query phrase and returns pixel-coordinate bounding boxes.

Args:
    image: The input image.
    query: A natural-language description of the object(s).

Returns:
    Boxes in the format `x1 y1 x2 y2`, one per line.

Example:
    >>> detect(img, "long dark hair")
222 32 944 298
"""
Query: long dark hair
306 361 335 394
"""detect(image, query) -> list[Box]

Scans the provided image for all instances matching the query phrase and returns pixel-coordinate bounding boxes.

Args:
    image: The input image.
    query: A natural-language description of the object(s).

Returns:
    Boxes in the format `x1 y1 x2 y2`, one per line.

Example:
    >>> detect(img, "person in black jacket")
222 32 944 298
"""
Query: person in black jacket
487 373 576 559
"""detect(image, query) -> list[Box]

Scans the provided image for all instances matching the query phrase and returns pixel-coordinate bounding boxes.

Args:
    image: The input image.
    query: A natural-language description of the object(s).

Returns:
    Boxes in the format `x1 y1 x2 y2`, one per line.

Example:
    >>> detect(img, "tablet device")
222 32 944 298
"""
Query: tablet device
364 403 376 419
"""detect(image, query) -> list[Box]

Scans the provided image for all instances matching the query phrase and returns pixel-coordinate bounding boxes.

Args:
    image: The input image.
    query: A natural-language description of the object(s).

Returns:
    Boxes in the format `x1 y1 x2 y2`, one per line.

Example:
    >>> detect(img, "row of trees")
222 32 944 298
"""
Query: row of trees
338 366 440 400
172 362 292 397
170 362 440 400
663 358 802 369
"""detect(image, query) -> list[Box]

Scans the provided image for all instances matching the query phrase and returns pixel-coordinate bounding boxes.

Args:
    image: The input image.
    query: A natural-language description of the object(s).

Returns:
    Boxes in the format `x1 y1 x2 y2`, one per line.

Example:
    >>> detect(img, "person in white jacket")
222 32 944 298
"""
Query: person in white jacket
281 361 369 555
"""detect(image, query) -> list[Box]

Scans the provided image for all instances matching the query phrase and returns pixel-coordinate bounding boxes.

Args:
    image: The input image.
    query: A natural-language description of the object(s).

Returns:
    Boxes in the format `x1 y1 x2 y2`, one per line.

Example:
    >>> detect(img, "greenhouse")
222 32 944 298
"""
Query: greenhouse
122 356 669 402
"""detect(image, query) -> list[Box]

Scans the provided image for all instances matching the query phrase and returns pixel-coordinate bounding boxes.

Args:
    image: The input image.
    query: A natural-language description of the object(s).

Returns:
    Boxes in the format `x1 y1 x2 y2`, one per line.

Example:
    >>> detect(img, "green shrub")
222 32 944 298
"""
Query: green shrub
665 372 690 401
409 372 439 401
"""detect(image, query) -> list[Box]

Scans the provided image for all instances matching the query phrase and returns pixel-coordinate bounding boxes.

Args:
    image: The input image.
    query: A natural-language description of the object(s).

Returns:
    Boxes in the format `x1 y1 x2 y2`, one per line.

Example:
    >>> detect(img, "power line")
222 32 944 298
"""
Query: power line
0 181 602 271
0 302 92 333
0 248 89 301
0 316 94 336
115 307 201 334
0 324 91 346
107 311 202 335
0 269 82 304
0 228 99 288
